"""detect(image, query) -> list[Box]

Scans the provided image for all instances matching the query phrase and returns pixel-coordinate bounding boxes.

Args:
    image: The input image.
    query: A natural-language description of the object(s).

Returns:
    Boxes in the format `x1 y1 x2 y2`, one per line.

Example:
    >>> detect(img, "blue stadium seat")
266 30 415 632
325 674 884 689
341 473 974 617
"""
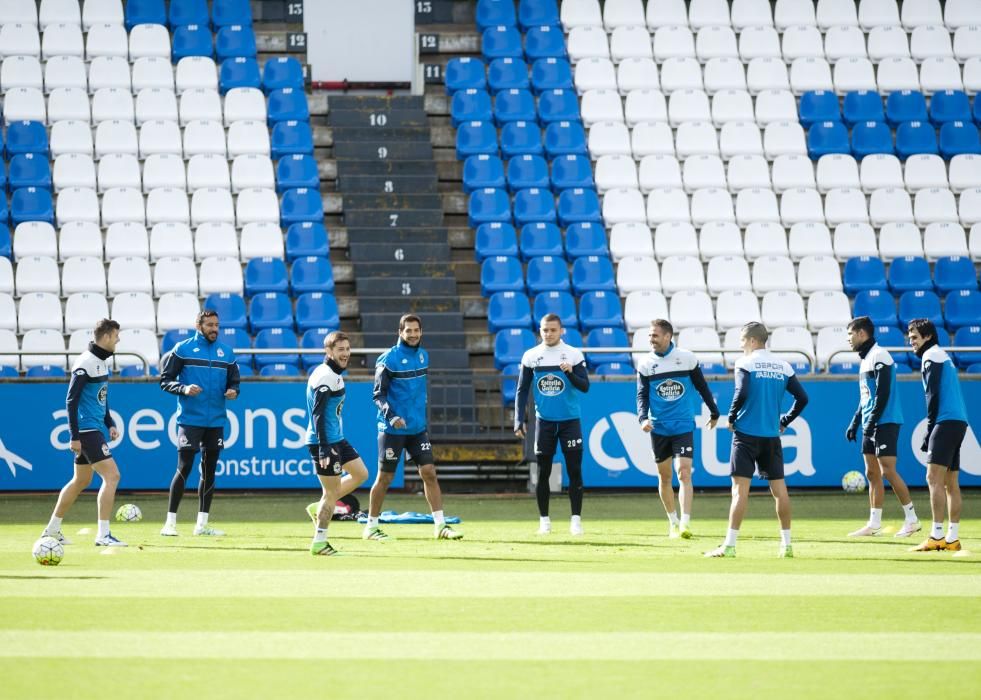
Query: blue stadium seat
219 57 261 93
519 222 563 260
295 292 339 331
0 366 18 378
456 120 498 160
445 58 487 94
6 121 48 157
244 257 289 296
698 362 725 374
507 155 550 190
526 255 570 293
290 256 334 295
501 121 544 158
203 292 248 328
842 90 884 127
0 197 7 224
899 290 943 327
808 121 850 159
172 24 214 61
476 0 517 31
162 329 195 354
262 57 305 93
0 164 5 192
500 362 520 405
571 255 616 294
896 121 938 160
513 187 556 225
843 256 888 295
125 0 166 30
538 88 579 122
544 121 588 157
533 290 577 328
482 25 524 60
119 365 160 378
494 88 537 124
799 91 841 128
930 90 971 125
829 361 860 374
952 326 981 368
579 290 624 331
26 365 66 378
945 289 981 330
557 188 602 226
551 154 594 190
488 57 530 92
169 0 208 26
286 222 329 261
280 187 323 226
889 256 933 293
463 154 506 192
300 328 334 369
469 187 511 228
968 363 981 374
524 25 567 60
267 88 309 124
851 120 894 158
874 325 910 364
565 222 608 258
253 327 300 367
8 154 51 190
935 256 978 294
237 363 256 377
481 255 525 295
853 289 898 326
276 154 319 193
475 222 519 261
259 362 301 377
217 327 251 362
531 59 573 92
10 188 53 226
886 90 928 127
939 121 981 159
250 293 293 331
594 362 634 376
487 291 532 332
213 0 253 27
975 95 981 126
271 121 314 158
584 327 631 367
0 224 11 259
215 25 257 60
451 89 493 127
561 327 584 347
494 328 536 369
518 0 560 29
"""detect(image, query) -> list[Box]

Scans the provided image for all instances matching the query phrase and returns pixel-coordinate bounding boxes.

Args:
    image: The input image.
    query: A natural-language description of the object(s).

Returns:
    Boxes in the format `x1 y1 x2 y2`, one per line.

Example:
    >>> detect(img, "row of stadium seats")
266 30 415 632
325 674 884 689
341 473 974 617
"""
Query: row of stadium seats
0 0 252 30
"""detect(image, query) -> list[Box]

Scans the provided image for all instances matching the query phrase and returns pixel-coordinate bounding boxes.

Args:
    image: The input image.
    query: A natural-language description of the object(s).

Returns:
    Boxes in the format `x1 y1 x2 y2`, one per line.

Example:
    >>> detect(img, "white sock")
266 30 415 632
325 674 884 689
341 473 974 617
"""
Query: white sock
313 527 327 543
165 512 177 526
680 512 691 527
931 522 944 539
780 529 792 546
723 528 739 547
196 512 209 527
46 514 63 533
869 508 882 529
97 520 110 538
367 516 379 529
539 516 551 528
667 511 680 526
902 502 917 522
571 515 581 526
946 523 959 543
432 510 445 527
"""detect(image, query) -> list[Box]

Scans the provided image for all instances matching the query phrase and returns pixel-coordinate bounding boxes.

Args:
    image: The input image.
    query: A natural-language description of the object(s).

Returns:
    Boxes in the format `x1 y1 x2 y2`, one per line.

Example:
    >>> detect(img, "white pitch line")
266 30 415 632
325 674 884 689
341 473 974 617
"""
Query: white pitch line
2 631 981 661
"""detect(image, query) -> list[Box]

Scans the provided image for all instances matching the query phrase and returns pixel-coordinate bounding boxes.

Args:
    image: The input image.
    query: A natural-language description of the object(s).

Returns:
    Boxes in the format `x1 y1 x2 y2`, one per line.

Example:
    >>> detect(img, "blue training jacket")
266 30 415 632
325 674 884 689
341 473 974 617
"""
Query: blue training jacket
160 332 240 428
374 340 429 434
66 342 116 439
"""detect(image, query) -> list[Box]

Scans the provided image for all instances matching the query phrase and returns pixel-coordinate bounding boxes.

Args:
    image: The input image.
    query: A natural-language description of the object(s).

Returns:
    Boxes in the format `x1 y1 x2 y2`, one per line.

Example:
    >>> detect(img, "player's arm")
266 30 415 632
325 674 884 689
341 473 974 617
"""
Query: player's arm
159 350 189 395
514 363 534 434
921 359 942 451
565 361 589 393
845 404 861 442
372 363 402 427
779 375 809 429
636 371 651 423
103 393 119 440
864 361 891 429
726 367 750 426
65 369 89 441
225 348 241 398
310 384 332 453
690 364 720 422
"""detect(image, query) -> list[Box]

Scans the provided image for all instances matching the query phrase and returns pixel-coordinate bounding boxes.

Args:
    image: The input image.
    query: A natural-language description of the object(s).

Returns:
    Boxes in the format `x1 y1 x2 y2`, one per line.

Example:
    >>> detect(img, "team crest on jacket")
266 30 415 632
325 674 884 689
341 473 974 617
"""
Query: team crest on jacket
537 373 565 396
656 379 685 401
97 385 108 404
217 349 224 357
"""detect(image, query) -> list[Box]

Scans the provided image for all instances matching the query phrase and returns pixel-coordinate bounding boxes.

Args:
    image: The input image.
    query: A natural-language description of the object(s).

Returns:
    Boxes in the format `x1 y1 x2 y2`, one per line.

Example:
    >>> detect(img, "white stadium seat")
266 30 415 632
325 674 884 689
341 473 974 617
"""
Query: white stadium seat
39 0 80 27
114 328 161 370
703 58 746 93
82 0 123 29
107 256 152 295
631 121 675 157
834 58 877 93
944 0 981 30
859 0 902 30
774 154 816 189
135 88 178 125
567 26 610 63
646 188 690 225
154 257 198 295
61 256 107 295
920 57 963 93
56 187 100 225
798 255 843 295
145 188 191 226
624 290 669 331
817 326 857 367
905 154 949 191
744 221 788 260
660 255 706 294
198 256 245 296
13 222 57 260
690 188 735 226
611 221 655 260
716 290 761 330
653 221 698 260
816 155 860 193
949 155 981 193
141 154 185 192
231 155 276 193
696 26 738 62
764 122 807 159
227 120 271 157
624 89 667 126
562 0 603 29
616 256 661 294
971 224 981 261
18 293 63 332
187 154 231 192
868 26 911 61
670 291 715 328
876 57 920 92
781 25 824 61
654 26 695 63
735 187 780 225
689 0 730 29
240 222 285 260
42 24 84 61
129 24 171 61
48 87 91 123
711 89 754 125
790 57 833 95
59 221 103 260
960 188 981 226
132 57 174 91
699 221 743 259
817 0 859 29
224 88 267 125
953 27 981 62
0 328 17 364
683 155 725 191
111 292 156 331
869 187 914 226
104 222 149 260
581 89 625 126
101 187 145 226
575 57 617 92
739 26 781 61
774 0 816 30
879 222 925 259
139 120 183 158
770 326 816 369
754 89 797 124
732 0 773 29
156 292 200 331
808 291 852 330
668 89 710 126
86 23 128 61
824 187 869 225
179 88 223 126
175 57 219 93
825 25 868 62
2 56 42 92
51 120 94 158
923 222 969 260
184 120 228 158
21 329 67 369
603 187 647 224
54 153 97 192
833 222 879 259
659 57 703 93
89 56 131 92
676 326 723 365
761 290 807 328
91 88 134 124
149 223 195 262
781 188 825 225
646 0 688 29
911 25 954 62
0 259 11 295
726 155 770 191
860 154 904 192
914 188 959 225
3 88 46 124
597 155 640 193
0 24 40 59
675 121 719 158
0 0 38 26
588 121 632 157
719 121 762 159
95 120 138 159
64 292 110 332
617 58 659 93
190 188 235 227
194 223 239 260
610 26 653 63
753 255 797 293
706 255 751 294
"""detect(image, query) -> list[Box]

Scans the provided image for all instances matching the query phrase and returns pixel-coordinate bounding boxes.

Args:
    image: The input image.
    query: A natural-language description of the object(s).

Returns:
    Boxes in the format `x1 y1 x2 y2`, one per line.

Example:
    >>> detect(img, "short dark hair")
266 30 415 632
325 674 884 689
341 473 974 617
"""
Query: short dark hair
93 318 120 341
399 314 422 331
650 318 673 336
847 316 875 336
741 321 769 345
196 309 219 327
324 331 350 350
907 318 937 341
540 313 562 327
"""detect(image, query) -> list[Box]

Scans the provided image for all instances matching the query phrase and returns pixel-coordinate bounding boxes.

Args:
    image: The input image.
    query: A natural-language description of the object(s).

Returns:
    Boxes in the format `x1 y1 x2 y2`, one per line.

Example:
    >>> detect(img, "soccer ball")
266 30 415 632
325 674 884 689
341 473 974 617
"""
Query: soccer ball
115 504 143 522
33 536 64 566
841 470 867 493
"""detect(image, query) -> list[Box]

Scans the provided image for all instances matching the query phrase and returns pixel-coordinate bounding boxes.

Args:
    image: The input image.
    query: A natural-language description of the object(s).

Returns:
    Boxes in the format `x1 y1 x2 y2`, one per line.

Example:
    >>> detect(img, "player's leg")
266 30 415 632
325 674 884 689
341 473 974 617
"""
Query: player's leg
91 456 125 546
193 429 224 536
162 426 200 535
336 458 368 499
364 467 396 541
42 463 94 543
676 456 694 539
560 420 584 535
655 454 678 536
944 467 961 550
311 465 341 556
878 455 919 536
912 463 948 551
849 452 883 537
705 475 749 557
534 419 559 534
769 478 793 557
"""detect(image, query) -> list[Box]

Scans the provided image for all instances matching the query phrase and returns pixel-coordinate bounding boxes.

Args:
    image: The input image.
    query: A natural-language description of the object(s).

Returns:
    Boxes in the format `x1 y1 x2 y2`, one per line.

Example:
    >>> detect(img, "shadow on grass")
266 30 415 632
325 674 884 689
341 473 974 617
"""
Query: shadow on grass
0 574 108 580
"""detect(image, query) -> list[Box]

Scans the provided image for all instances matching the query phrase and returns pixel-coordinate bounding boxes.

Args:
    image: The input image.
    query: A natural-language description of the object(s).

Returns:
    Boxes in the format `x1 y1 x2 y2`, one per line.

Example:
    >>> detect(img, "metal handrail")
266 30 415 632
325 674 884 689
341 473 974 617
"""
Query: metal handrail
0 351 152 376
827 346 981 372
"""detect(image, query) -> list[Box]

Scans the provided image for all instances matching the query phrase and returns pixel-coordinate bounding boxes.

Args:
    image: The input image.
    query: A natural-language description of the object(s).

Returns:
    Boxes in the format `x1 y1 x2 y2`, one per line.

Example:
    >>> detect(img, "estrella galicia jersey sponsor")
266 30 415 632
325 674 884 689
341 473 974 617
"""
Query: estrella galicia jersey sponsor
66 342 116 439
515 341 589 425
305 358 347 450
636 343 719 436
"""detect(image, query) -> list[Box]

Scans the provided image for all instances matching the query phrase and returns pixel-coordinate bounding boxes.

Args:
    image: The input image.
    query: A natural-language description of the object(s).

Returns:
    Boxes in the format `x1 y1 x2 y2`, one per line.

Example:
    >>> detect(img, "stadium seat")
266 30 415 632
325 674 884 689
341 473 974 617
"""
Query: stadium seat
526 255 571 293
103 222 149 261
213 0 252 27
482 25 523 60
457 121 498 160
290 256 334 296
843 255 888 295
501 121 544 158
816 155 860 193
220 57 261 93
584 327 631 368
854 289 899 326
9 187 53 226
716 289 761 331
888 255 933 293
924 222 969 260
519 223 563 260
295 293 339 332
202 293 247 329
798 90 840 128
914 187 959 225
934 256 978 294
299 328 334 369
252 326 300 368
475 222 519 261
244 257 289 296
13 222 57 261
445 58 487 94
533 290 577 328
509 152 550 186
477 0 517 30
285 222 329 261
946 290 981 330
452 89 492 128
950 326 981 368
469 188 511 228
557 188 602 226
566 222 608 258
939 122 981 160
248 292 292 332
899 290 943 328
198 256 244 296
494 328 536 369
571 255 616 294
549 154 593 191
232 119 276 156
6 121 47 157
841 91 884 128
16 255 60 295
172 24 213 62
463 155 506 193
64 292 110 333
230 154 274 193
488 291 532 332
149 222 193 261
279 188 322 227
488 57 530 92
481 256 525 295
807 122 850 160
17 292 62 332
544 122 588 157
267 87 308 124
616 255 660 295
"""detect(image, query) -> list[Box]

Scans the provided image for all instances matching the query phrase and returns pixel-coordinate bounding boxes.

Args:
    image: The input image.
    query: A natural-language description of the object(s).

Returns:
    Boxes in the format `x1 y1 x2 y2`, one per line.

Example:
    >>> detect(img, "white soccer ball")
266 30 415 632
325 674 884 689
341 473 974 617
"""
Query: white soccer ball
33 536 64 566
841 470 867 493
115 503 143 522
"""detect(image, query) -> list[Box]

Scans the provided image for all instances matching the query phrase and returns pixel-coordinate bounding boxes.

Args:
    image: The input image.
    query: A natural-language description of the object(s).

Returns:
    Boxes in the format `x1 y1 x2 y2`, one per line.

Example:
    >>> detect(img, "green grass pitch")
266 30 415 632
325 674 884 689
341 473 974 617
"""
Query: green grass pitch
2 490 980 699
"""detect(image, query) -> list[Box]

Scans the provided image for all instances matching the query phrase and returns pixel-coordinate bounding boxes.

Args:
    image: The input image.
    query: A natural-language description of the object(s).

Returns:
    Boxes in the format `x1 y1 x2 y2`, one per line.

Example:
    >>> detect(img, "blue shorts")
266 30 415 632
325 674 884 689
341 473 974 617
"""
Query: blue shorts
730 431 785 481
534 418 583 456
75 431 112 465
